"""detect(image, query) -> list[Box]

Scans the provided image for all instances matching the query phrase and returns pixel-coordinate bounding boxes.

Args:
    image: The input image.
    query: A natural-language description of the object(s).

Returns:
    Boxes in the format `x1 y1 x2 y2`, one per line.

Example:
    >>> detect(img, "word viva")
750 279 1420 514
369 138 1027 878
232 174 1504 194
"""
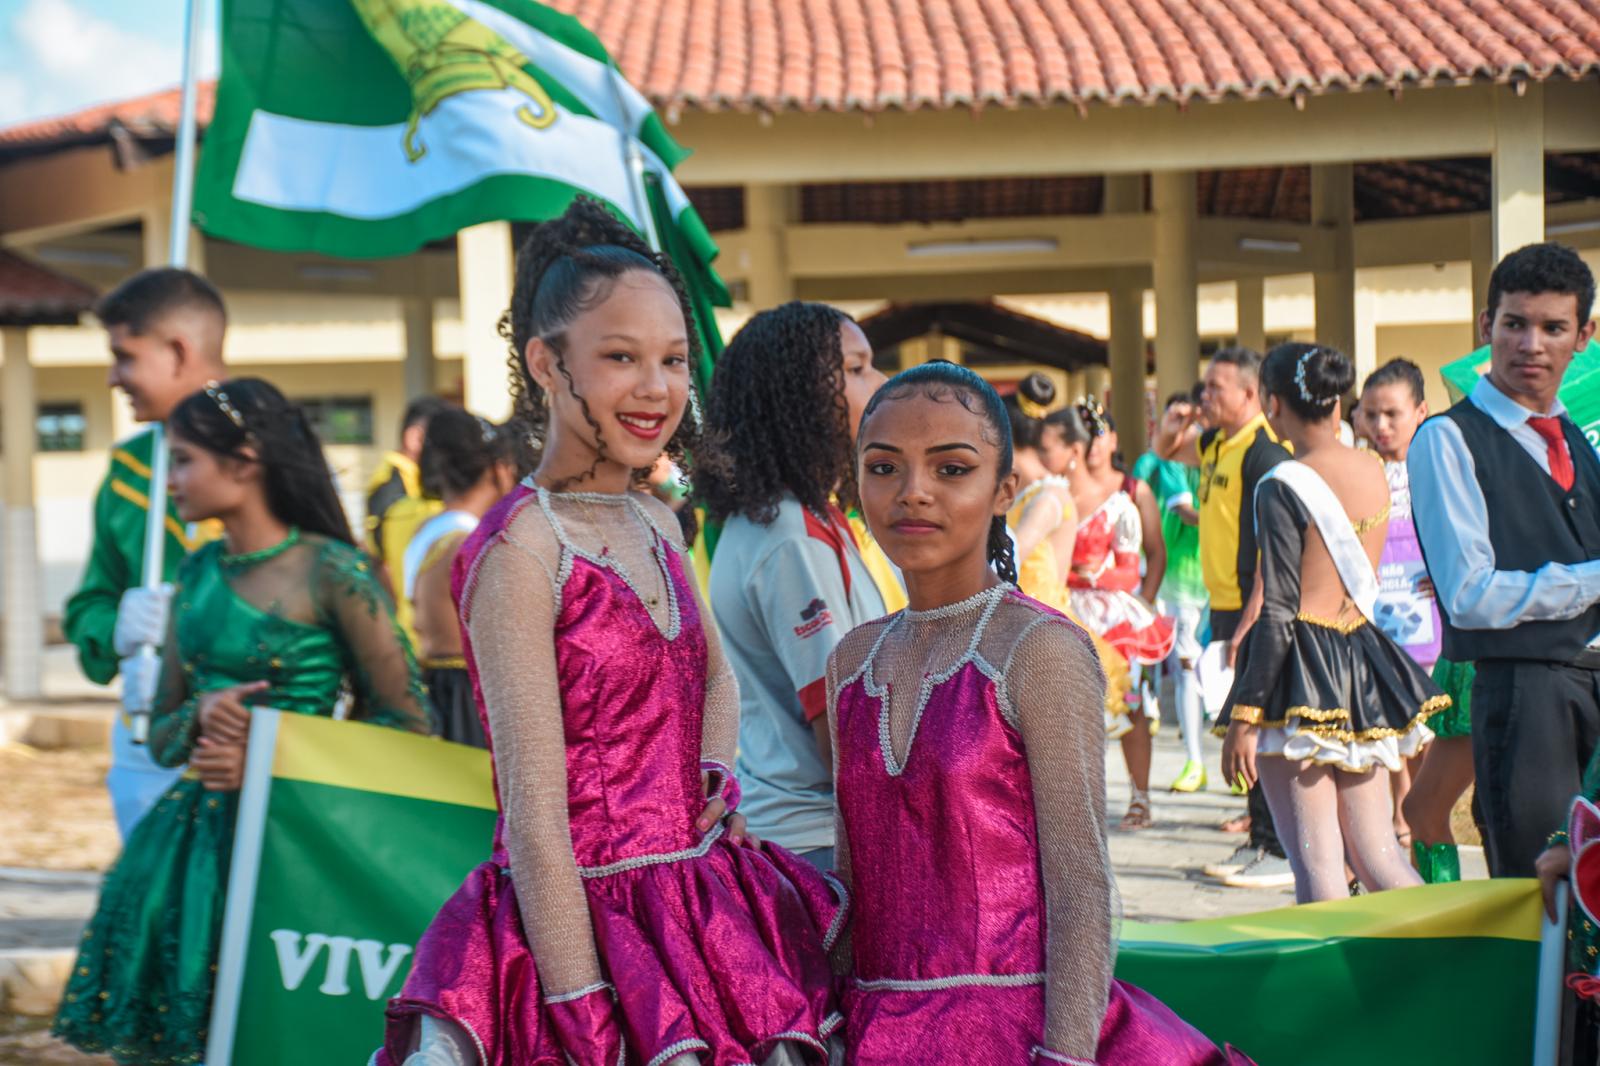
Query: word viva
269 929 412 1000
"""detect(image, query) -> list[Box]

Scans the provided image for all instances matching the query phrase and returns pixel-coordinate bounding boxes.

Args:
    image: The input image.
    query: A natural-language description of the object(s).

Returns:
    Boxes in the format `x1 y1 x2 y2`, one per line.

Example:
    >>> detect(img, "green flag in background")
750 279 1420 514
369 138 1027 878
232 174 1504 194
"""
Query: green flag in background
1441 339 1600 453
194 0 727 392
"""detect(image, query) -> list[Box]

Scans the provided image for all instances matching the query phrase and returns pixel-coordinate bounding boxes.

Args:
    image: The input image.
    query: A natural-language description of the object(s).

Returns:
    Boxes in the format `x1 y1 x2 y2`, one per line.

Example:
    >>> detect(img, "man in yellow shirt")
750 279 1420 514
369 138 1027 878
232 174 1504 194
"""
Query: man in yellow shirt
365 397 452 641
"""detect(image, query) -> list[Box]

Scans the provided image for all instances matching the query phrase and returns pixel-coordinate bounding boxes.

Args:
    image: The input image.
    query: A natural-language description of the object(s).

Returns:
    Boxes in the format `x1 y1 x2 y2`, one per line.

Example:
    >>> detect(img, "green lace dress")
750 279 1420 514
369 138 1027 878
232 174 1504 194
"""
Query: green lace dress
53 531 429 1065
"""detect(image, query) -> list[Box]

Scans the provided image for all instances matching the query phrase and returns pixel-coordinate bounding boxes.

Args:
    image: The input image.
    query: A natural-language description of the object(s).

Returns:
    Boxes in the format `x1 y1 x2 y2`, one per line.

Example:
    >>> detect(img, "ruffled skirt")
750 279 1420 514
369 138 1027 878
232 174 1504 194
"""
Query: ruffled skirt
1069 588 1176 666
843 978 1253 1065
380 836 844 1066
1216 617 1446 773
52 778 234 1065
423 666 486 749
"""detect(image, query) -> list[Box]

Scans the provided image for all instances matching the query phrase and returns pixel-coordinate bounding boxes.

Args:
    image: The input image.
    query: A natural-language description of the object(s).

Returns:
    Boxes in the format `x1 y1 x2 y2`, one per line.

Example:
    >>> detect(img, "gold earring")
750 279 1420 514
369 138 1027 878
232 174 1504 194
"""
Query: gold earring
540 391 551 409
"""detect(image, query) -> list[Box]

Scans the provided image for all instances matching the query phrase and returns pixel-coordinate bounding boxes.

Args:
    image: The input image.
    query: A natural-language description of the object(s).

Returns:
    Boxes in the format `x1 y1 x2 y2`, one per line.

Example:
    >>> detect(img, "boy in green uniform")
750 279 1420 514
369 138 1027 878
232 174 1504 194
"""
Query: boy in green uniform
63 268 227 837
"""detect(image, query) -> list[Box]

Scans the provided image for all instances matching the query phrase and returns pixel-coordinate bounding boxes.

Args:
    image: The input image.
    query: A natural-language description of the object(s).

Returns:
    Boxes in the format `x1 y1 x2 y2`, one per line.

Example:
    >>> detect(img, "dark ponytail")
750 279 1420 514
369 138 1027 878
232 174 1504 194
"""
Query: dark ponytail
987 515 1018 584
861 362 1019 585
168 377 354 544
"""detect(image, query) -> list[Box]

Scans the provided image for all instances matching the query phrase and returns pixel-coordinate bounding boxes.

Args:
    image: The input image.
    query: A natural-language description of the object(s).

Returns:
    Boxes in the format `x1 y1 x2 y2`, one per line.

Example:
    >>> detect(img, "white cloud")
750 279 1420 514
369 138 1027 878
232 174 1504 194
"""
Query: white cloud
0 0 217 127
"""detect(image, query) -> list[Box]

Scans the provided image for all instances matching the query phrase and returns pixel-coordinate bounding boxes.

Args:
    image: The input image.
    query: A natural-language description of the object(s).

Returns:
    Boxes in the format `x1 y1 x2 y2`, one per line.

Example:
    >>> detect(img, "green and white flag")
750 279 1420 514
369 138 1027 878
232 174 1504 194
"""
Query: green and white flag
194 0 727 378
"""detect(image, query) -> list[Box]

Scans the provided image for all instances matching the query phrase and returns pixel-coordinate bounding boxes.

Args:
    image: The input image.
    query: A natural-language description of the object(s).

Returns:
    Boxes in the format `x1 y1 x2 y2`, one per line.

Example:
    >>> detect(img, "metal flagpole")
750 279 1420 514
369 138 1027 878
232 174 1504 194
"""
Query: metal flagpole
605 63 660 252
129 0 205 744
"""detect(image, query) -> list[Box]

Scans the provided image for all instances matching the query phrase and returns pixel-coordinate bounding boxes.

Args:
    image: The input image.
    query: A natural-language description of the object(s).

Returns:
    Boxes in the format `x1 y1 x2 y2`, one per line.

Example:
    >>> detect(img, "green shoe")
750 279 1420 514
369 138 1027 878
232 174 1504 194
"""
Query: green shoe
1169 759 1207 793
1412 840 1432 882
1429 843 1461 884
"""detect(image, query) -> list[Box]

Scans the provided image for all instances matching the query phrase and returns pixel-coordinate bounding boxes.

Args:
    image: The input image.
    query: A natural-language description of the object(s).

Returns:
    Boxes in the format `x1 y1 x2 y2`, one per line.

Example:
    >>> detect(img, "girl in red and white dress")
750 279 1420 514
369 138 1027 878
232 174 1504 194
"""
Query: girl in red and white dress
1042 402 1174 830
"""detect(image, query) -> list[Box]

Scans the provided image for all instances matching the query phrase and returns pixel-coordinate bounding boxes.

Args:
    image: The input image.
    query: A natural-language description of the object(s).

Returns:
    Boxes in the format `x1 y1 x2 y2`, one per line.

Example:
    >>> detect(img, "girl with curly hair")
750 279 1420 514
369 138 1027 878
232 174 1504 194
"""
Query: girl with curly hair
379 199 842 1066
701 301 891 871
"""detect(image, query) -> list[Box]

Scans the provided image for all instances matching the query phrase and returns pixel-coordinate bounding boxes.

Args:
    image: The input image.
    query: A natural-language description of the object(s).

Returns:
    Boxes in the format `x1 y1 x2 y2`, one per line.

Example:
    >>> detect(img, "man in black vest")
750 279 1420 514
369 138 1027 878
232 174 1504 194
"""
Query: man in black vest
1411 242 1600 880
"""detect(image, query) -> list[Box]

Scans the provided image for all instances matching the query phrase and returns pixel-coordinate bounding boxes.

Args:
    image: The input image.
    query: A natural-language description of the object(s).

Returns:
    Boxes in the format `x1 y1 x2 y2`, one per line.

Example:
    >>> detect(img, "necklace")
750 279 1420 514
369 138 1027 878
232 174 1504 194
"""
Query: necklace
221 527 301 568
546 486 664 610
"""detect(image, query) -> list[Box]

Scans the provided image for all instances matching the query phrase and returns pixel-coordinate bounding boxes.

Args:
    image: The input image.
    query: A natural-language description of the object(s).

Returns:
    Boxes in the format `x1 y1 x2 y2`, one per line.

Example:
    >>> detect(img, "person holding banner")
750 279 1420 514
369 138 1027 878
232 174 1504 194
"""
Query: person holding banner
62 267 229 839
830 362 1252 1065
1218 344 1445 904
54 378 431 1065
383 201 842 1066
1411 243 1600 881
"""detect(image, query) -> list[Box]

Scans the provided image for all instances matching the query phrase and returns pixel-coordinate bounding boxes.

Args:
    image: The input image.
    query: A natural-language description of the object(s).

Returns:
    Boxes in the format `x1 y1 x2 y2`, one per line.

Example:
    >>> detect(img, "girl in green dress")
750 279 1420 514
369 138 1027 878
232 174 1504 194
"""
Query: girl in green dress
54 378 430 1065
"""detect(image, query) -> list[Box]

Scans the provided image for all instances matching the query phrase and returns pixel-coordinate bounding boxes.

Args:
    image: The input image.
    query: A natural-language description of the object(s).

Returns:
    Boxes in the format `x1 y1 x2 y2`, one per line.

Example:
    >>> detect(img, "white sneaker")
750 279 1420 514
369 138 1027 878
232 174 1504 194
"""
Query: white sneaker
1222 852 1296 889
1202 843 1258 880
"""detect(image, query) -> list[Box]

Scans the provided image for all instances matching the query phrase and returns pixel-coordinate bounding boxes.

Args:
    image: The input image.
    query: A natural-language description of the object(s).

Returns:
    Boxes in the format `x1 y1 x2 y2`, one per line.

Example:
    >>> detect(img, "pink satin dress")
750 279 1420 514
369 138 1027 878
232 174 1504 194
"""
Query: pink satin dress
381 485 842 1066
833 591 1251 1065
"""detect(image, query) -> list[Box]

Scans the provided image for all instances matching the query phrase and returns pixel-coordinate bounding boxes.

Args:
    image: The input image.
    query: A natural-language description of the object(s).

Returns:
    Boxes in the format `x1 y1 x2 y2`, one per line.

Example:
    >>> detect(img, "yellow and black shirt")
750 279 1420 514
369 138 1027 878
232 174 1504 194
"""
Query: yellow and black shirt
1197 412 1290 613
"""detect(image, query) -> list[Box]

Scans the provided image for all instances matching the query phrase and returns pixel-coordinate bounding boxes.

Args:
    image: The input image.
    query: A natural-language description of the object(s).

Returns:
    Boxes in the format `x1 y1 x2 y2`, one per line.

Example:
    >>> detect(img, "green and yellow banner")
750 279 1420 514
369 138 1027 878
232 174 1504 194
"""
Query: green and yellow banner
209 712 1545 1064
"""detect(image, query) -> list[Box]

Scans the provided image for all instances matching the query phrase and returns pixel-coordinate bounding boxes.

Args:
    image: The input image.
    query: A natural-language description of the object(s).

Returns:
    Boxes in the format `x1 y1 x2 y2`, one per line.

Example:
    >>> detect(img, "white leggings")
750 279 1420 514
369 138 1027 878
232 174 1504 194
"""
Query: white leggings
1257 757 1423 904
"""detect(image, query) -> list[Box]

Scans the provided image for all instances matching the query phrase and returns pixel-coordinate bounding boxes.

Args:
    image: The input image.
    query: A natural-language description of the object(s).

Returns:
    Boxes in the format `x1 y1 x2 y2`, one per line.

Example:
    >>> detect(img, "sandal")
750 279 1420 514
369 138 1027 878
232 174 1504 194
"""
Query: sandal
1119 797 1153 831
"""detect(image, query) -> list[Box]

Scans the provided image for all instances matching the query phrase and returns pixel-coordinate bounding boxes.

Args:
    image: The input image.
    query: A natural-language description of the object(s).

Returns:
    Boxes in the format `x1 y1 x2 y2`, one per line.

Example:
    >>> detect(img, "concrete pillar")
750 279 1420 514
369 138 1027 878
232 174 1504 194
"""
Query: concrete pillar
1354 286 1379 384
1491 82 1545 263
1152 170 1200 408
937 334 963 365
2 328 44 699
1235 276 1266 353
142 202 205 275
1083 365 1112 405
458 221 516 420
898 336 931 371
743 184 794 309
1067 369 1088 402
402 297 437 401
1108 275 1147 455
1312 163 1357 359
1470 215 1495 345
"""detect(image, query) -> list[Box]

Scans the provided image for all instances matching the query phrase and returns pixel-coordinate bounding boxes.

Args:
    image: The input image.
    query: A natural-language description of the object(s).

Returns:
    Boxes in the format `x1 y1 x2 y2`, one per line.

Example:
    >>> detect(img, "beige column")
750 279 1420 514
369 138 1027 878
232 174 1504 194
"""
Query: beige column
1067 369 1088 402
1235 276 1266 353
142 201 205 275
897 336 931 371
402 296 437 401
1108 275 1147 455
1083 365 1112 405
743 184 795 309
2 327 44 699
1103 176 1148 454
1491 82 1545 263
458 221 515 420
1354 286 1380 384
937 334 964 365
1152 170 1199 408
1470 215 1495 345
1312 163 1356 359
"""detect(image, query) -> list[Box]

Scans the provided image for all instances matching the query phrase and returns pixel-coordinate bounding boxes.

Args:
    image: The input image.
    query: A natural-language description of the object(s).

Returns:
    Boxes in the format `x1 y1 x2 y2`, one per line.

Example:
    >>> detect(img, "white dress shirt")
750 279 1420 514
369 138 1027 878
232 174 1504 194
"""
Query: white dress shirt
1408 376 1600 632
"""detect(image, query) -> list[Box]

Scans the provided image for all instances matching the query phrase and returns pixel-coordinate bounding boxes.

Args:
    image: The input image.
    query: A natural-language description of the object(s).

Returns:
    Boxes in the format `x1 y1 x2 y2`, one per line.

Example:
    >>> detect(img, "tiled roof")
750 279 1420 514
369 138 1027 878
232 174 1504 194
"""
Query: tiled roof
0 250 98 326
549 0 1600 112
0 0 1593 159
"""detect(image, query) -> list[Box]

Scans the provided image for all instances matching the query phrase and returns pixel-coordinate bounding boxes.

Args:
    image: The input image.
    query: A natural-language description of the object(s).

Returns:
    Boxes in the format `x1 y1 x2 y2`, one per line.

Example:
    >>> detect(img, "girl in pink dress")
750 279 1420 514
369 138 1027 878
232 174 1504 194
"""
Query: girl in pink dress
379 199 841 1066
830 362 1253 1066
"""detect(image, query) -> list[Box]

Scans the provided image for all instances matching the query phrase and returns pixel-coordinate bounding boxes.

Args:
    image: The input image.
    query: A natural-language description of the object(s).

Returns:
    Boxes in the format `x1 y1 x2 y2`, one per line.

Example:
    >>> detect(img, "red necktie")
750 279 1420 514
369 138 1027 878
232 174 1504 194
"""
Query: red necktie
1528 415 1576 492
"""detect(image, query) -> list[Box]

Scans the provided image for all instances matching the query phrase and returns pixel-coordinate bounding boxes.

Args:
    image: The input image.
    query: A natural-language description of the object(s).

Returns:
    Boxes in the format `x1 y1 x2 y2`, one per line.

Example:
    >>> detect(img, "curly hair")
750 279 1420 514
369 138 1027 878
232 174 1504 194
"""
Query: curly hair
697 301 856 524
500 197 723 491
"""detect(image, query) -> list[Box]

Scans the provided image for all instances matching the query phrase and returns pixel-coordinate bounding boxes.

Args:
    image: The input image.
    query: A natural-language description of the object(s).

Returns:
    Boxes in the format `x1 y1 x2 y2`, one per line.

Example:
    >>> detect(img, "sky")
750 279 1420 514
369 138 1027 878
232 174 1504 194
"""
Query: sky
0 0 220 128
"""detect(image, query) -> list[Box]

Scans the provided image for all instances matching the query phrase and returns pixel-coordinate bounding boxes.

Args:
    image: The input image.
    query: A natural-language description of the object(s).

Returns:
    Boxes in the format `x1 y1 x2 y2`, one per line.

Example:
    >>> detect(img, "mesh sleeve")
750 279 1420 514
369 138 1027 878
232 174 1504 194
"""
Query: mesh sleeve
824 639 859 976
691 573 741 771
465 527 606 995
315 545 431 734
1007 618 1116 1060
1227 479 1305 717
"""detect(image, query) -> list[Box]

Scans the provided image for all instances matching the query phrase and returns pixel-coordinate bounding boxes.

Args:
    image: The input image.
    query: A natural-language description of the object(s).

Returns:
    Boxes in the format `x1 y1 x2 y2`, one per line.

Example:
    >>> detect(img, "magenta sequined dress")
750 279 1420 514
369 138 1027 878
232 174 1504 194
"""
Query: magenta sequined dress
832 587 1253 1066
380 485 843 1066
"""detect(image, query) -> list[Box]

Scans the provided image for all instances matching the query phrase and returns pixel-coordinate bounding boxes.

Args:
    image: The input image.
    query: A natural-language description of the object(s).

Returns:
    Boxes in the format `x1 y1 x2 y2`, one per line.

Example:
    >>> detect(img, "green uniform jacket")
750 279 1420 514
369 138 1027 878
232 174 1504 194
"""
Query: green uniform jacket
62 429 209 685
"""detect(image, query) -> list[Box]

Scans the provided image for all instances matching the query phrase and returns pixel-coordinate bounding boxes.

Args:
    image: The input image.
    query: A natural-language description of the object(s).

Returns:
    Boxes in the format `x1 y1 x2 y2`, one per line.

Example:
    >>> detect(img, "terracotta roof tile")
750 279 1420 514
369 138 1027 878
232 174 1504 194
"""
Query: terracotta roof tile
0 0 1595 150
0 250 98 325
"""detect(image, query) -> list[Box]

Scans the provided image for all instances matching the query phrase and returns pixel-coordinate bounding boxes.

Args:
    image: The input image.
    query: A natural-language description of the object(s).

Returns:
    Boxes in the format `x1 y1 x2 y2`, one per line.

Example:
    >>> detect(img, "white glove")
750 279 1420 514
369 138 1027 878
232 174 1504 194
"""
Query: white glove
113 584 173 657
119 650 163 719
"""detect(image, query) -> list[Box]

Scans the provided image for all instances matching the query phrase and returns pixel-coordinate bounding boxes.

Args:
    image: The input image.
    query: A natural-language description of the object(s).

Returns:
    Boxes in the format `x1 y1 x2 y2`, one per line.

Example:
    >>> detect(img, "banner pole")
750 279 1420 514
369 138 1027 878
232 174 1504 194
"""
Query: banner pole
1533 880 1569 1066
129 0 205 744
605 63 660 253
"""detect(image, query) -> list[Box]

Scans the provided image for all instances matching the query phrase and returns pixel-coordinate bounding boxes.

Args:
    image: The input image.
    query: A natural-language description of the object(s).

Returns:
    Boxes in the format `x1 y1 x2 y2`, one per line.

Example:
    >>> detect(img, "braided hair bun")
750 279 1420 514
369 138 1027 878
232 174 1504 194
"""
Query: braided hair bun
1261 342 1355 421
